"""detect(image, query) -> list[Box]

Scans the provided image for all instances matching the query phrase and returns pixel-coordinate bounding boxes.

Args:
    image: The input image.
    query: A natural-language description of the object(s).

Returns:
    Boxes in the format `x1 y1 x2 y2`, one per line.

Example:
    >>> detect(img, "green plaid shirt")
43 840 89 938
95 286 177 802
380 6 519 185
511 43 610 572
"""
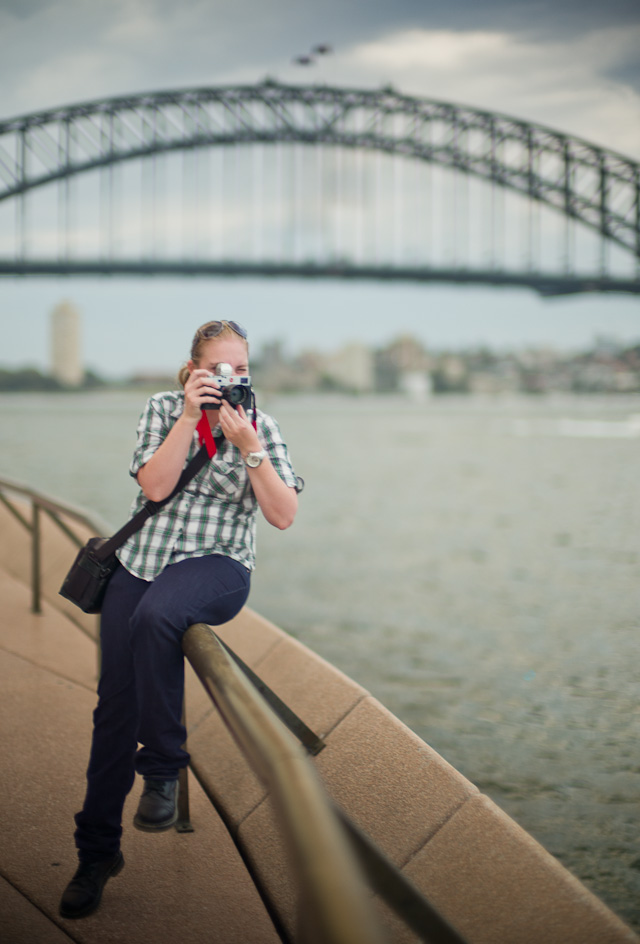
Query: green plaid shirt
116 391 299 580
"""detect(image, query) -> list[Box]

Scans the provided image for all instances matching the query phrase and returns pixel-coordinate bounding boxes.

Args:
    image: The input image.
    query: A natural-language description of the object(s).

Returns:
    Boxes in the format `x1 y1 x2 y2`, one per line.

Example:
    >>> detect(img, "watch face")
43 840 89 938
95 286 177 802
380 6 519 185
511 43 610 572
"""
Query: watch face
245 451 264 467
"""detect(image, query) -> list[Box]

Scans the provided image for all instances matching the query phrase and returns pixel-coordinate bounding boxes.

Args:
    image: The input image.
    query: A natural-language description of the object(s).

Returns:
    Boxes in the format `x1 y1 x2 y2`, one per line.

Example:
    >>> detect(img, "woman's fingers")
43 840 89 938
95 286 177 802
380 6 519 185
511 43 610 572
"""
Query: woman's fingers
186 369 222 411
219 401 259 453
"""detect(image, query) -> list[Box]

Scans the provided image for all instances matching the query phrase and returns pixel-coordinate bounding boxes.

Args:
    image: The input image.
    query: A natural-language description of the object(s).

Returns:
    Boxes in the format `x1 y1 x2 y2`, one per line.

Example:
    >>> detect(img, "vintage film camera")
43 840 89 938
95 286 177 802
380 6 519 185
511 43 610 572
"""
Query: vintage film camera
204 362 253 408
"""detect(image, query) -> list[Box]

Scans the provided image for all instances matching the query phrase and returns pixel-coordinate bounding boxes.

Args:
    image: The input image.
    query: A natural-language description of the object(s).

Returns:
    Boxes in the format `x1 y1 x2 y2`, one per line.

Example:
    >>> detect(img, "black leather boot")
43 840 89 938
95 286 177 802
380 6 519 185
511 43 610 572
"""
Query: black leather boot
59 851 124 919
133 778 179 831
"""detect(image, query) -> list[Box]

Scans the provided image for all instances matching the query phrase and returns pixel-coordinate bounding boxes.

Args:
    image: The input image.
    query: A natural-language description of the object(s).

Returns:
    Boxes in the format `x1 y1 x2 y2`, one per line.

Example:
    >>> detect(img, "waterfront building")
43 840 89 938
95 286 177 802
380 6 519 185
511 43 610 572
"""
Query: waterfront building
51 300 83 387
323 342 375 393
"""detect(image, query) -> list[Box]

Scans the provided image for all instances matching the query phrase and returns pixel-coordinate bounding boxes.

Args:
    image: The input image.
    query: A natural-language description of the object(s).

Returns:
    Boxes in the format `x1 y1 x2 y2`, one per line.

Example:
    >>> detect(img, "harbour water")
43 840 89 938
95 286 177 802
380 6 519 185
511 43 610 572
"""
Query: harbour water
1 390 639 931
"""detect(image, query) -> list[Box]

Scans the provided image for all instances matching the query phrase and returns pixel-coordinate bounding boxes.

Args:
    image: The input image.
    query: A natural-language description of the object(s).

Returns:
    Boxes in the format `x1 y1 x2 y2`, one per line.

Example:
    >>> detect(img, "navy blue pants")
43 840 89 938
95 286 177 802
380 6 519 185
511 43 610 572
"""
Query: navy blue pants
74 554 250 861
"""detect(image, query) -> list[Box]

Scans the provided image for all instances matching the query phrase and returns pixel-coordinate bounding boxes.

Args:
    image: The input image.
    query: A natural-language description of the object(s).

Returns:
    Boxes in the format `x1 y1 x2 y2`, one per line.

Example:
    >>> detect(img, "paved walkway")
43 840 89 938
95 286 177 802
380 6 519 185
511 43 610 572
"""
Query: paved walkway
0 567 280 944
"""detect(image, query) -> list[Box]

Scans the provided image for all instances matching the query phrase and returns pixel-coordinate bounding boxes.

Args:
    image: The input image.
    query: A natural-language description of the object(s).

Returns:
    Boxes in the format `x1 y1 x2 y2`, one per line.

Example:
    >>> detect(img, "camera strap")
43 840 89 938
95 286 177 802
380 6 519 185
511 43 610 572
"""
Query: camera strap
195 394 258 459
196 412 218 458
92 442 212 561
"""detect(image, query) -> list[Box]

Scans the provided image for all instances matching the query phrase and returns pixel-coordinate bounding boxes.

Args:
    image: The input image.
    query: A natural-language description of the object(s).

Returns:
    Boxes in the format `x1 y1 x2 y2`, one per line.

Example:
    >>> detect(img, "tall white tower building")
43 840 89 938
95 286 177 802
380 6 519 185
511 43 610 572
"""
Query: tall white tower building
51 300 83 387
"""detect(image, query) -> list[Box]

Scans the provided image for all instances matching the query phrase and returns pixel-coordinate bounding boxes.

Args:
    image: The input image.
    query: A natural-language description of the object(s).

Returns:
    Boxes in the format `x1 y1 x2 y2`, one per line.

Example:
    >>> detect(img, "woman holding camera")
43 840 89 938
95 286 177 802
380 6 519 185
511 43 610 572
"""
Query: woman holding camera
60 319 300 919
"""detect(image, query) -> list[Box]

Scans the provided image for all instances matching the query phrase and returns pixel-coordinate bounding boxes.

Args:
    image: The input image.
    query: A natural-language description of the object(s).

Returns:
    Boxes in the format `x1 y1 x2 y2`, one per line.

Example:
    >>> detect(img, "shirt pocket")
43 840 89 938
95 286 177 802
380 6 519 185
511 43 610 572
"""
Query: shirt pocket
206 455 248 502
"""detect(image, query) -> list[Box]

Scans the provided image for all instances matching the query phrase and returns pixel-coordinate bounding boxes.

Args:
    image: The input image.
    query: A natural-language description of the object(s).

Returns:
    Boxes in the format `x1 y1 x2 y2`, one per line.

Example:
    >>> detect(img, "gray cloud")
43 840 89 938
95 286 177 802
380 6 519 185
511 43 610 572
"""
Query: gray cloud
0 0 638 156
0 0 54 15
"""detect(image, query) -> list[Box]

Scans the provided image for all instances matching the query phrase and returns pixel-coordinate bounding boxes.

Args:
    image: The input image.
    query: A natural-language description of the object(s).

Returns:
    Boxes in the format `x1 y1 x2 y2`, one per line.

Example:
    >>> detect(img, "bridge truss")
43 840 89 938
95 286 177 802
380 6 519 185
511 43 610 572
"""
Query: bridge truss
0 80 638 295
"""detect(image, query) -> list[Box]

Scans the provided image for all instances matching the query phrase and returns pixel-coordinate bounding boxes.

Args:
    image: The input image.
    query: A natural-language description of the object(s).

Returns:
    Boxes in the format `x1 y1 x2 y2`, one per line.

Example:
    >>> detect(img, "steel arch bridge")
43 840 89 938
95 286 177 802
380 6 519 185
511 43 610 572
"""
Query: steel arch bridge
0 80 638 295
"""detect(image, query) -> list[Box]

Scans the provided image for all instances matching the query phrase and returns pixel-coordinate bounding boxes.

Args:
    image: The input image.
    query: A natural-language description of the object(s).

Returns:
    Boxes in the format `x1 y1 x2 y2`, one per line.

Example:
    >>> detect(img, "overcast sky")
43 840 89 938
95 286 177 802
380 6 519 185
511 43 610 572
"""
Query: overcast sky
0 0 638 376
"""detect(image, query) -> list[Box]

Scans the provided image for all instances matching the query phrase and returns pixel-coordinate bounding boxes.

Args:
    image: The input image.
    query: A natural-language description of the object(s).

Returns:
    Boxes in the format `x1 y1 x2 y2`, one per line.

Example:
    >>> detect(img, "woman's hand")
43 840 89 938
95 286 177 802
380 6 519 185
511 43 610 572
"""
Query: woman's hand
218 401 261 454
183 368 222 420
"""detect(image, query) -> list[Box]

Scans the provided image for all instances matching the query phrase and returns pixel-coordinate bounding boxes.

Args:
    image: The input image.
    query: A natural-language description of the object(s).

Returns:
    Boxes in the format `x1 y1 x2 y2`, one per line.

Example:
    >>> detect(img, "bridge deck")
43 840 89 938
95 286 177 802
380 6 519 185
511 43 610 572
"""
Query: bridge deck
0 566 279 944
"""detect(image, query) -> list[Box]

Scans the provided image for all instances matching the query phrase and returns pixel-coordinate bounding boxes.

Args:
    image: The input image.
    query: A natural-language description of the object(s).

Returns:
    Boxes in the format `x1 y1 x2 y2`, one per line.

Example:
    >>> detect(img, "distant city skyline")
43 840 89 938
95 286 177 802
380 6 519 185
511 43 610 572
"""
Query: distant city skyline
1 287 638 381
0 280 640 377
3 307 638 400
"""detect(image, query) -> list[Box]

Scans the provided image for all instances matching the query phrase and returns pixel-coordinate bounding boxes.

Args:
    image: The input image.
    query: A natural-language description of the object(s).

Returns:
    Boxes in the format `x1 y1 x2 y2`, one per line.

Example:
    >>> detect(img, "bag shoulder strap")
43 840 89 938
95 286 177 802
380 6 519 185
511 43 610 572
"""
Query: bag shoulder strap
95 443 210 560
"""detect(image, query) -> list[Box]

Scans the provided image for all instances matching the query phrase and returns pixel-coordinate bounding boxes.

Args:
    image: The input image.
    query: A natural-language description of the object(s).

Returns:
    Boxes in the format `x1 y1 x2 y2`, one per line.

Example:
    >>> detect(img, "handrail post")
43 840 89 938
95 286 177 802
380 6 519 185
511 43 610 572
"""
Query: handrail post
31 500 41 614
0 475 111 632
175 701 194 833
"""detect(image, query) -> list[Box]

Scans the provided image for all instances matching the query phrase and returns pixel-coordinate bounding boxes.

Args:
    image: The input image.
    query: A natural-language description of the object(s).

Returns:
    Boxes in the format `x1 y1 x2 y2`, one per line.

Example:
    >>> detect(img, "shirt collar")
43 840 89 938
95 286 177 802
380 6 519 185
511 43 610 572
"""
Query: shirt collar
170 392 185 420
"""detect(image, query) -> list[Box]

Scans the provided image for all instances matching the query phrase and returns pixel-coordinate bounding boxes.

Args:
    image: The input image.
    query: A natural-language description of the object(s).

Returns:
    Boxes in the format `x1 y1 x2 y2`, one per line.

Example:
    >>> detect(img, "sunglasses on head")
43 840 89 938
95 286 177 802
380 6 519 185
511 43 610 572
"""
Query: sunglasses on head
198 320 248 340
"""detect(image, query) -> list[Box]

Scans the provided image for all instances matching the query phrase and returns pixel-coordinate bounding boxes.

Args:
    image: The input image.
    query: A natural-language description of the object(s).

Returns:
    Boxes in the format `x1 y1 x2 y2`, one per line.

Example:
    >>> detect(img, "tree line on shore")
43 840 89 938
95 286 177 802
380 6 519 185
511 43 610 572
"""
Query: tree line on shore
0 367 107 392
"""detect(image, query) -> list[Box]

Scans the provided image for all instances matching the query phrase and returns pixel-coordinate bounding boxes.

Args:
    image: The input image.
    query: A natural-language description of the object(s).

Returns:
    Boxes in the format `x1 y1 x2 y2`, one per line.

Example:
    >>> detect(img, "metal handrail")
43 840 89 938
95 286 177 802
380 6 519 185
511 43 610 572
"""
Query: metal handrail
0 474 110 615
183 622 387 944
183 622 468 944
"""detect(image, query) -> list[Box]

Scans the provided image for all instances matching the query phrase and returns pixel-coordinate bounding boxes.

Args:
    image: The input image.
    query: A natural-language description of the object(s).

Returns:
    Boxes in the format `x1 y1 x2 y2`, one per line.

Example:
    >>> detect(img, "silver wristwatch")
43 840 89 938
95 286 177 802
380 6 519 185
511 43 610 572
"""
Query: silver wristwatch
243 449 266 468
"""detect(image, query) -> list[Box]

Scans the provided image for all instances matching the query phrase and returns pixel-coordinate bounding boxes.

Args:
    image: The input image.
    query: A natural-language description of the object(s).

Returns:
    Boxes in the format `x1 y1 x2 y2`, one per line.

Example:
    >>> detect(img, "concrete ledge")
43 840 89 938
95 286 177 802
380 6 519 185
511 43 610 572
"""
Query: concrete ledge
187 697 267 829
392 794 638 944
236 797 298 938
215 608 287 666
241 629 369 740
314 696 478 864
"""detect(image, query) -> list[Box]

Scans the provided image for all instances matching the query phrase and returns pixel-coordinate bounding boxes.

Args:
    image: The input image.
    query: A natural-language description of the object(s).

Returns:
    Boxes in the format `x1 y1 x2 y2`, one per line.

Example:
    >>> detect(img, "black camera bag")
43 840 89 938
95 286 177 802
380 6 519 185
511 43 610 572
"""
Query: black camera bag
59 537 120 614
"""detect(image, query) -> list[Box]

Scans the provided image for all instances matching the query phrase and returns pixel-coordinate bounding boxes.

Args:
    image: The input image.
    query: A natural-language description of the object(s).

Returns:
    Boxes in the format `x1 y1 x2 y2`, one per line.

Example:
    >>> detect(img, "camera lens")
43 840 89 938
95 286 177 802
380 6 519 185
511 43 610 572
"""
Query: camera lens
227 385 250 405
